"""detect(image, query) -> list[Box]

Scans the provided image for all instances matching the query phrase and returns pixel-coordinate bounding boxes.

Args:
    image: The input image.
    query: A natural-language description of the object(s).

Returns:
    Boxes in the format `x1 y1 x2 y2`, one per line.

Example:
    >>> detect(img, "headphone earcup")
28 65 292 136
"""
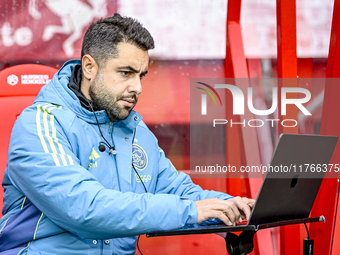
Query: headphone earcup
225 232 241 255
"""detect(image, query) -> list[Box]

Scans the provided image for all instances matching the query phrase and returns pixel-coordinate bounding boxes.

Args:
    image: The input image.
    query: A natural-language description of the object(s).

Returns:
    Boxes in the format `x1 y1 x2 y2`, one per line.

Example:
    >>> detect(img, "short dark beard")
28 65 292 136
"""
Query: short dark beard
89 72 137 121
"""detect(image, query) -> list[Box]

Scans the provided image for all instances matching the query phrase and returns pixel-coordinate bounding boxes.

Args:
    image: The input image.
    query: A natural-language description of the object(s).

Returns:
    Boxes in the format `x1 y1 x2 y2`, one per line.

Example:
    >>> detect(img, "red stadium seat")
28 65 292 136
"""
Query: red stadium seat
0 64 57 214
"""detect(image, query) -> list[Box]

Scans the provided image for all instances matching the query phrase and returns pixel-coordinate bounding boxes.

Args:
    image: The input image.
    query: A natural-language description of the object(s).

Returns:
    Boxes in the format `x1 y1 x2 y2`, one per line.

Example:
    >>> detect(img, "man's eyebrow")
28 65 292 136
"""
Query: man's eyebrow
117 65 148 75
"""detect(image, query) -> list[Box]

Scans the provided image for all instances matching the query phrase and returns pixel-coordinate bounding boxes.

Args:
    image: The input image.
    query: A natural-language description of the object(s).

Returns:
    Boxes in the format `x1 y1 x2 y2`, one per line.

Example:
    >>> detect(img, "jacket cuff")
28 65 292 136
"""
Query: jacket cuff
180 197 198 225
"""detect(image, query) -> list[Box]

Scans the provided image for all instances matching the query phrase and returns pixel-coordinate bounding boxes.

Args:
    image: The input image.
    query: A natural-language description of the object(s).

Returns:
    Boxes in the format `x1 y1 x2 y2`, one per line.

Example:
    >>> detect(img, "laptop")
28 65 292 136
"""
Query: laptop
147 134 338 237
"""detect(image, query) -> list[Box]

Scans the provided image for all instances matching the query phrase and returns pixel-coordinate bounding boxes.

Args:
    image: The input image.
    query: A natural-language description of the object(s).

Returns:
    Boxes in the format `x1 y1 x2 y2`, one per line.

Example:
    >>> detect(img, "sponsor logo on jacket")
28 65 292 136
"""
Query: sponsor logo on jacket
88 147 100 169
135 174 151 183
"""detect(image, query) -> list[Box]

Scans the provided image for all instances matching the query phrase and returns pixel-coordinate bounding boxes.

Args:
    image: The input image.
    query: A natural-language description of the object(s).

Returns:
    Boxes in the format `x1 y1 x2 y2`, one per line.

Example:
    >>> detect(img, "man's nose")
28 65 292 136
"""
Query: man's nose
128 76 142 95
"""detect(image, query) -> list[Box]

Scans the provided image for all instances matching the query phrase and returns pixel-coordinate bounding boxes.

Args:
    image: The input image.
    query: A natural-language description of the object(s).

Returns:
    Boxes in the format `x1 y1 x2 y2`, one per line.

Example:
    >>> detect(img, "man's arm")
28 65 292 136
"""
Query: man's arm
154 148 255 225
5 106 202 239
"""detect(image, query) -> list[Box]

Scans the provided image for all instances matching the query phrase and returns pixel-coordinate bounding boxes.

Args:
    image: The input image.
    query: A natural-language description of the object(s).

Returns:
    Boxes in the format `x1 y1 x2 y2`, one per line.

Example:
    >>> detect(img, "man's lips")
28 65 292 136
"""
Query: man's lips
119 98 136 107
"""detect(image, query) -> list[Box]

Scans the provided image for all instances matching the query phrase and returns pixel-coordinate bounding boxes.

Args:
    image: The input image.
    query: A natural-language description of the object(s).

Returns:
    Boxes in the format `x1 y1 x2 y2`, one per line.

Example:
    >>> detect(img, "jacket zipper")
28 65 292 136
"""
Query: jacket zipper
109 121 121 191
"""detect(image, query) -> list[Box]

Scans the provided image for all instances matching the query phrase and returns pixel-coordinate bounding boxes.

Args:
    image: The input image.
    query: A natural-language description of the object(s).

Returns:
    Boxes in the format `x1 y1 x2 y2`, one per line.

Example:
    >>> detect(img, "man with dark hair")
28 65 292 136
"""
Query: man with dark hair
0 13 254 254
81 13 155 66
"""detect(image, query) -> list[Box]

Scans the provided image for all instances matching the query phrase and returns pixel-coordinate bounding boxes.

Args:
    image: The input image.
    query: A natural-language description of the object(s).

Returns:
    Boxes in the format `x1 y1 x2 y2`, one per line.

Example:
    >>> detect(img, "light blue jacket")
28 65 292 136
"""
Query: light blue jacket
0 60 232 255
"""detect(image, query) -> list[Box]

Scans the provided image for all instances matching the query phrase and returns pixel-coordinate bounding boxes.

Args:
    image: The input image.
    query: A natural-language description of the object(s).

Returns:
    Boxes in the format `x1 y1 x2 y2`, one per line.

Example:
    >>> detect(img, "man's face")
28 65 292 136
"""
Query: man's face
89 42 149 121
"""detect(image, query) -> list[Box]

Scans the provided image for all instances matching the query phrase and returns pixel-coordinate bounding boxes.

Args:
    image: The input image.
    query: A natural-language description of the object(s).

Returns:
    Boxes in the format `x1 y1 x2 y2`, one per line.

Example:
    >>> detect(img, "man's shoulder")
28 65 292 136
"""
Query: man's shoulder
22 101 75 118
137 120 149 130
17 101 77 132
135 120 158 143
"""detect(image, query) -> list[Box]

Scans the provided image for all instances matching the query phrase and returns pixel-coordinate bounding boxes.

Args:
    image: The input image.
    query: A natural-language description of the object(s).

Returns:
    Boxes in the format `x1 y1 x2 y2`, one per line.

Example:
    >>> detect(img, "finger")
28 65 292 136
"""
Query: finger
212 197 251 222
211 210 233 226
208 198 240 224
242 197 255 208
195 198 234 225
205 198 237 225
232 197 252 221
223 201 241 225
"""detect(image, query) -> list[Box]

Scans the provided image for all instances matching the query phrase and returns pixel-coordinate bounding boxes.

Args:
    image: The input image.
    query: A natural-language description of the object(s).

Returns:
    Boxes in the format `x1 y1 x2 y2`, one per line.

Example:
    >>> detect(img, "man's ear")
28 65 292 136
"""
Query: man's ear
82 55 98 80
